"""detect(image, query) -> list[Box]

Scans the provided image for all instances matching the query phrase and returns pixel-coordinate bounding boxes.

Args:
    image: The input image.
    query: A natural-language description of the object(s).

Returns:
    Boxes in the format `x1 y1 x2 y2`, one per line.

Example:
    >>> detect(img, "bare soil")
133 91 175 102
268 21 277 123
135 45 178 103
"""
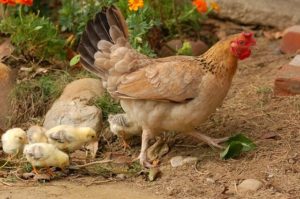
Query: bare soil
1 36 300 199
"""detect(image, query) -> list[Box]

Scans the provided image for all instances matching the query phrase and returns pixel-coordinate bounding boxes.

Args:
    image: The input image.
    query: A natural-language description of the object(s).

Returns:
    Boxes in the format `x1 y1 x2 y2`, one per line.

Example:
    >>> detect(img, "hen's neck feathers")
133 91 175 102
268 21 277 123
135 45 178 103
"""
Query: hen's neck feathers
197 39 238 79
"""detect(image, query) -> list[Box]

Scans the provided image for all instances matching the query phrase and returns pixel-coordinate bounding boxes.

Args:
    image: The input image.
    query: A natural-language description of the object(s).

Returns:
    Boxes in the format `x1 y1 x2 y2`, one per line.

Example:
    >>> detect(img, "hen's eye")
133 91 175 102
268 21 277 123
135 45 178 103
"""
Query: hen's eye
239 40 245 45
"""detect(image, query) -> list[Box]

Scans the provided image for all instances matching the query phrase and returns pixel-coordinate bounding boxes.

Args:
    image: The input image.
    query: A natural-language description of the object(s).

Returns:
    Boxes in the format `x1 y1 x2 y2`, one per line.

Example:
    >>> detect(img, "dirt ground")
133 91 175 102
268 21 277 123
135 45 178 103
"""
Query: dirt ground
1 35 300 199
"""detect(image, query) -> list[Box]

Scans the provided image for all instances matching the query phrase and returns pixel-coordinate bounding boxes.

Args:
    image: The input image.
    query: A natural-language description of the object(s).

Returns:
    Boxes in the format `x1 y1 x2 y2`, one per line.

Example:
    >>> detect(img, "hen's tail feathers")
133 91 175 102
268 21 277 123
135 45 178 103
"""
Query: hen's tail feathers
78 6 128 79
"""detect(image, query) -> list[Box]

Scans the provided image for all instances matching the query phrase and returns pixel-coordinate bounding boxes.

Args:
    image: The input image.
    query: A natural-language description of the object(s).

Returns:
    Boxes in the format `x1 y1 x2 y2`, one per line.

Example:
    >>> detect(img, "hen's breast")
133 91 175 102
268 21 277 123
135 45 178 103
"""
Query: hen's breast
120 74 232 134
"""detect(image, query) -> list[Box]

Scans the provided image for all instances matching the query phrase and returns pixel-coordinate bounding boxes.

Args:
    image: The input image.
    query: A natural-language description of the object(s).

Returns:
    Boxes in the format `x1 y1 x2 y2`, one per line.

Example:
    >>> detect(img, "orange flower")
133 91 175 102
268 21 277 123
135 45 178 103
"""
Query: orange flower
128 0 144 11
192 0 208 13
0 0 16 6
210 2 220 13
16 0 33 6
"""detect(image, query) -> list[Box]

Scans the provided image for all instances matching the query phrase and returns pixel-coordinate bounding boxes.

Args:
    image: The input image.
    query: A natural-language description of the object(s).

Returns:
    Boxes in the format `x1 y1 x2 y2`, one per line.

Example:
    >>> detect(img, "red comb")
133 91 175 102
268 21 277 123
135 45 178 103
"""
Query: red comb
242 32 253 38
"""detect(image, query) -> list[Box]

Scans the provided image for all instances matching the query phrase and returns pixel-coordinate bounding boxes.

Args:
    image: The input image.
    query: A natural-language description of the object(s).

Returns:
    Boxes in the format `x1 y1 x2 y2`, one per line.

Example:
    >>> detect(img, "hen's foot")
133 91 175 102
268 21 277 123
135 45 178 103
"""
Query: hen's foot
188 132 229 149
138 152 154 168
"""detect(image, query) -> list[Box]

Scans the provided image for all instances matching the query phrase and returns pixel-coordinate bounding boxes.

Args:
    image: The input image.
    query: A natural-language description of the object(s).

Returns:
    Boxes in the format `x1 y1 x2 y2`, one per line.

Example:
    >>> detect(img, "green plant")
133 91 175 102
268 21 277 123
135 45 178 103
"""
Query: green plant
59 0 116 47
0 13 66 61
93 93 124 120
220 134 256 160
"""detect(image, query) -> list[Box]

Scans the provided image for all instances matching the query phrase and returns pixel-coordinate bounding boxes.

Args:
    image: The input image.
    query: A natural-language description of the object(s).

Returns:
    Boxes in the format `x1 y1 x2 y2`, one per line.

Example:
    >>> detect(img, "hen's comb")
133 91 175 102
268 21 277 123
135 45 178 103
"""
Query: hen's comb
242 32 253 38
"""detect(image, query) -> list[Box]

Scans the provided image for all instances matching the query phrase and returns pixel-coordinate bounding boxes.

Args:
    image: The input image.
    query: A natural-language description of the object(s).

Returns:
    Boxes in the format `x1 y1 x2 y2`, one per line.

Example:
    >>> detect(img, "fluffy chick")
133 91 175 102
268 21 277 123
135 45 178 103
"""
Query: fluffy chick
27 125 48 144
45 125 97 153
1 128 27 156
23 143 69 176
108 113 142 149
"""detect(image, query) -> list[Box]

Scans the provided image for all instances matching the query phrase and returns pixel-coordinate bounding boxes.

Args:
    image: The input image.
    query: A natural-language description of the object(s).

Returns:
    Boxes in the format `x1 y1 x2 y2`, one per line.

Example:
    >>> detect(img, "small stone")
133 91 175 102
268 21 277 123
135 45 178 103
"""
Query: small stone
274 55 300 96
238 179 263 192
170 156 184 167
116 174 126 180
280 26 300 54
33 173 51 181
206 178 215 184
170 156 198 167
22 172 35 179
182 157 198 164
288 158 296 164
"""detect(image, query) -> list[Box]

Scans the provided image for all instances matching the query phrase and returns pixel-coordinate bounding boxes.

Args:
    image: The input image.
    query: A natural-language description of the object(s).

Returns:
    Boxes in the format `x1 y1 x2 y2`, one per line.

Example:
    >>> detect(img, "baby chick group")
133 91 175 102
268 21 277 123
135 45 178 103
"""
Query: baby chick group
1 125 97 176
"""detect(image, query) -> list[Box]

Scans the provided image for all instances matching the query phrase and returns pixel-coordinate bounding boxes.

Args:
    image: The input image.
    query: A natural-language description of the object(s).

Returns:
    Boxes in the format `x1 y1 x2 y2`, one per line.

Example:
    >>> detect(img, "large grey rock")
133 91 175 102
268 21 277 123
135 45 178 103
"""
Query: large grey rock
0 63 15 131
215 0 300 29
43 78 104 131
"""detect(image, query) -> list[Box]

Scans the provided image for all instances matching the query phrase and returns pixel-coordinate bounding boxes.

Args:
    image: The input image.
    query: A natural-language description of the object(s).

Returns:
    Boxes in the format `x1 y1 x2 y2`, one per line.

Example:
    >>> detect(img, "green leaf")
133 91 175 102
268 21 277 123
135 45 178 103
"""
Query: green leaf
220 141 243 160
226 134 256 152
220 133 256 160
69 54 80 66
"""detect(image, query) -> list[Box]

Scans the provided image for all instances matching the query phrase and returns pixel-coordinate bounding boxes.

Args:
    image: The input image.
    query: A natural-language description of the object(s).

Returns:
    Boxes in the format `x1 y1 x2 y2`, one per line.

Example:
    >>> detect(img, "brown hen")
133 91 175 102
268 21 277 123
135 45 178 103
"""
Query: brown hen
78 6 256 167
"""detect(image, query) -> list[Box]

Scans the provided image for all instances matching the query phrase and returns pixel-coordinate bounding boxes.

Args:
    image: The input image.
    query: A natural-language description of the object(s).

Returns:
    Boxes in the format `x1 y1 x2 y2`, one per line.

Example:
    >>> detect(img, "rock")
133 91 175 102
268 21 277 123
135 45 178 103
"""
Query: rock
43 78 104 131
238 179 263 192
206 178 216 184
182 157 198 164
0 63 15 130
170 156 184 167
214 0 300 29
170 156 198 167
274 55 300 96
159 39 208 57
280 26 300 54
59 78 104 101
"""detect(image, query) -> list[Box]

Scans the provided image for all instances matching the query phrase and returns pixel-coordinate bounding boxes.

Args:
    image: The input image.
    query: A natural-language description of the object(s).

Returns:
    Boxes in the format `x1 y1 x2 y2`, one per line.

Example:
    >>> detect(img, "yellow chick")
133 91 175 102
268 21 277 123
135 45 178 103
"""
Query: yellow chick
1 128 27 156
108 113 142 149
45 125 97 153
23 143 69 176
26 125 48 144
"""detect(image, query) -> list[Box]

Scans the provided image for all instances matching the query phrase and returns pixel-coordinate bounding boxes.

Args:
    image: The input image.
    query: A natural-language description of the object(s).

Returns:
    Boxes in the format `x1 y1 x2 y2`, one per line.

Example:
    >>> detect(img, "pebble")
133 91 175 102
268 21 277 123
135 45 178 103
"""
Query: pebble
170 156 198 167
206 178 215 184
238 179 263 192
170 156 184 167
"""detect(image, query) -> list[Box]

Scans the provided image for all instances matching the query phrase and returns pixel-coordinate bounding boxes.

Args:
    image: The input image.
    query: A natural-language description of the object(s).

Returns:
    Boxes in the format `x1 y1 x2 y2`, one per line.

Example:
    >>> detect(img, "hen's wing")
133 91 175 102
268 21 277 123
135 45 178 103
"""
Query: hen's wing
114 58 203 102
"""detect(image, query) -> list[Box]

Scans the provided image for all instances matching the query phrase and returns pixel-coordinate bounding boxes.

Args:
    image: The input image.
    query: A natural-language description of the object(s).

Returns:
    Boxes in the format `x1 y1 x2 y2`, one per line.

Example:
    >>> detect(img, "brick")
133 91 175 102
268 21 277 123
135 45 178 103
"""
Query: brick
280 25 300 54
274 55 300 96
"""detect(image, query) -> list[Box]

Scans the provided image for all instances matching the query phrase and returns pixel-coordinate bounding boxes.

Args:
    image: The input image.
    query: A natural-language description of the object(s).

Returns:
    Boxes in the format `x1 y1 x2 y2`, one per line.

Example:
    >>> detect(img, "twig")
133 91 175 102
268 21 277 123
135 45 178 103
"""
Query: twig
69 160 113 169
85 179 114 187
0 179 12 186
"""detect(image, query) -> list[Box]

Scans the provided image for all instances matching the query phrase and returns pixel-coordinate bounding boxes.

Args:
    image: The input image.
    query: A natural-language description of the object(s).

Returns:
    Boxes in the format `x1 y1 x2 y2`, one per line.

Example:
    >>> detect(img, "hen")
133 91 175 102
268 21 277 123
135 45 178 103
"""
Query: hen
78 6 256 167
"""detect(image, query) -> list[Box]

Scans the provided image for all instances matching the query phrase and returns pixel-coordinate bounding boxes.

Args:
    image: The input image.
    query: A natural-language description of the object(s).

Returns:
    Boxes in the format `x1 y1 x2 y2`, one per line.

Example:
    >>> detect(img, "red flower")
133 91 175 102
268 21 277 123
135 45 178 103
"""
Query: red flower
0 0 16 6
192 0 208 13
16 0 33 6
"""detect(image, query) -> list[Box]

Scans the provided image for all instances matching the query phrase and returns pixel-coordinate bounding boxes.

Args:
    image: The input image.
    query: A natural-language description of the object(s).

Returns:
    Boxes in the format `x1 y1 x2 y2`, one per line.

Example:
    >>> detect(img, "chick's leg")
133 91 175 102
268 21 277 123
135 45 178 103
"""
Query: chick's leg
32 166 39 175
46 167 55 177
138 128 153 168
188 132 229 149
120 131 131 150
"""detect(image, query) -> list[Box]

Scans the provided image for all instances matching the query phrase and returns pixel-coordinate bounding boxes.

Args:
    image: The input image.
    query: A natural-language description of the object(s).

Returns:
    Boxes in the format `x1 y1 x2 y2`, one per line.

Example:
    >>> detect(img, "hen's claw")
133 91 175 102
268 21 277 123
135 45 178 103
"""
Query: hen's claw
138 152 153 168
188 132 229 149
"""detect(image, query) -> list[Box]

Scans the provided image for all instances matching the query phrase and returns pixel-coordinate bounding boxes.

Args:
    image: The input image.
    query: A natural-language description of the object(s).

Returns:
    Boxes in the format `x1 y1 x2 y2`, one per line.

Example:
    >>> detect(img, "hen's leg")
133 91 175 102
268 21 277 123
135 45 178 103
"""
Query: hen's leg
138 128 153 168
188 132 229 149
